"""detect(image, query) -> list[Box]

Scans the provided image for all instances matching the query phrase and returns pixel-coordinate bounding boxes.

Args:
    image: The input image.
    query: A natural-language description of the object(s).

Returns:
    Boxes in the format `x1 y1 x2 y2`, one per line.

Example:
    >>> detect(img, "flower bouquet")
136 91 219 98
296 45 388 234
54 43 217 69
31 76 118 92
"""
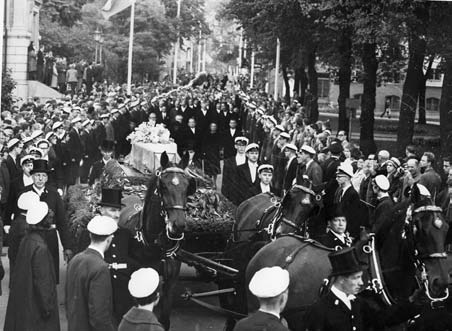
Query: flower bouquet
127 123 172 144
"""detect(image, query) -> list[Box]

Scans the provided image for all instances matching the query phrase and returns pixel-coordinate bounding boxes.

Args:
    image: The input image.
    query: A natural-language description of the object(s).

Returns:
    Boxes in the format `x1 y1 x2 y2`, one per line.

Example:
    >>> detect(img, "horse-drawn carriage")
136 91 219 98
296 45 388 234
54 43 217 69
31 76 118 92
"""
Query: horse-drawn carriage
66 154 452 331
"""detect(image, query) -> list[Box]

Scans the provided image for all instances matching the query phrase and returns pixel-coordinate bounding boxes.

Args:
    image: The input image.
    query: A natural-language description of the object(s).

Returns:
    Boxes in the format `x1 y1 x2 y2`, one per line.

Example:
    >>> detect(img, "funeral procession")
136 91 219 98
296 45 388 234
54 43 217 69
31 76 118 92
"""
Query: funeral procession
3 0 452 330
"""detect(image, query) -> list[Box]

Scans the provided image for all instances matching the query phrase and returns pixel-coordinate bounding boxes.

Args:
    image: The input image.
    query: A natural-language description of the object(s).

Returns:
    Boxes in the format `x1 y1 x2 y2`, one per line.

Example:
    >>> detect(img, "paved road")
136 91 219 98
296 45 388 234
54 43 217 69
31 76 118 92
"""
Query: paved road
0 244 228 331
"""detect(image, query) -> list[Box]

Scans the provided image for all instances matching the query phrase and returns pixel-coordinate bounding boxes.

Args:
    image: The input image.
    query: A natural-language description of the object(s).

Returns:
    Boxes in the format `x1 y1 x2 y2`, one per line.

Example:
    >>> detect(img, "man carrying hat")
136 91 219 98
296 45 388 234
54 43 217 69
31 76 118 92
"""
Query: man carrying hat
5 199 60 331
118 268 164 331
282 143 298 194
305 247 421 331
296 144 323 189
371 175 394 240
233 266 290 331
222 136 248 205
66 215 117 331
237 143 261 205
19 159 75 282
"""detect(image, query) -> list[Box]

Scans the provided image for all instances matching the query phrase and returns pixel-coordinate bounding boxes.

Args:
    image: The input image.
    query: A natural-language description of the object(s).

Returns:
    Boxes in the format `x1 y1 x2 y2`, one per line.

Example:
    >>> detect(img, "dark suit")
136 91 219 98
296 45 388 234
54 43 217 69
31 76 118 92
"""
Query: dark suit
178 105 195 124
372 195 394 246
4 154 21 181
237 162 260 204
222 128 242 159
247 182 277 198
5 175 29 224
66 248 115 331
305 290 420 331
283 158 298 192
221 156 243 205
68 128 83 185
234 311 289 331
183 127 202 153
336 186 366 239
156 111 172 128
195 108 209 132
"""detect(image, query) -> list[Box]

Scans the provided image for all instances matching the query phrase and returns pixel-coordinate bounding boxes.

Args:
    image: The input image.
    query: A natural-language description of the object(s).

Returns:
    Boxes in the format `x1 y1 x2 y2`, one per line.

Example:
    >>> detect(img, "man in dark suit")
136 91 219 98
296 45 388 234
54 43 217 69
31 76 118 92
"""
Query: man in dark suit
222 118 243 159
15 159 74 282
247 164 277 198
282 144 298 194
3 138 23 181
66 215 117 331
370 175 394 244
195 99 210 132
178 101 195 125
237 143 260 204
234 266 290 331
296 145 323 189
305 247 420 331
334 163 366 239
323 142 343 209
67 117 84 185
419 151 442 201
222 137 248 205
156 103 172 128
272 132 289 197
37 138 64 194
183 117 202 154
316 206 352 250
88 140 116 186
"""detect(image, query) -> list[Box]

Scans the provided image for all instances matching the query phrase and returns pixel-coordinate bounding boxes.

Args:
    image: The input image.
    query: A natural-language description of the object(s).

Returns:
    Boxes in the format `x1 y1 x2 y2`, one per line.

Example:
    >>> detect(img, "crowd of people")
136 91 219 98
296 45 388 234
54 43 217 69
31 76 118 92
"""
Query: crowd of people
0 73 451 330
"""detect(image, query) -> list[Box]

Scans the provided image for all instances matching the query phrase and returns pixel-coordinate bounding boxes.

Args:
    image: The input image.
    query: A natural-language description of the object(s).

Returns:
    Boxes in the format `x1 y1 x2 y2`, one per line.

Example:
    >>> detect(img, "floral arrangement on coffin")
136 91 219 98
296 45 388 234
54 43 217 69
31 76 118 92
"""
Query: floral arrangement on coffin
127 123 172 144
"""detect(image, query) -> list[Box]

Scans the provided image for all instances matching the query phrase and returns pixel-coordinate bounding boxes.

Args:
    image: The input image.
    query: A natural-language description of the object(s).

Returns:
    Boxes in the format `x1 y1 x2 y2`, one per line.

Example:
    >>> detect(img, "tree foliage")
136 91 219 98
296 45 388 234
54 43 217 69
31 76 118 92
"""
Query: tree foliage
2 69 17 111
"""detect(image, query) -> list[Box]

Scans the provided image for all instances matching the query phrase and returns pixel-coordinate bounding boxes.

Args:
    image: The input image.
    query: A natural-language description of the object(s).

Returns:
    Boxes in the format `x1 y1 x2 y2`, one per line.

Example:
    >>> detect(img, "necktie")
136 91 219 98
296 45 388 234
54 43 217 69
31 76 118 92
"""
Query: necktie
334 188 343 203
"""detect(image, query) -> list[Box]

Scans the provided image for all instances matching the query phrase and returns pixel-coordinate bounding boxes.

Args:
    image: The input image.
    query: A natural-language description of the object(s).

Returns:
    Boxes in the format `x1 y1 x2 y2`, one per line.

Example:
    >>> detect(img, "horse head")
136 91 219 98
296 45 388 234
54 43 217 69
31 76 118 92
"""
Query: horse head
274 175 322 236
407 183 449 301
144 152 196 243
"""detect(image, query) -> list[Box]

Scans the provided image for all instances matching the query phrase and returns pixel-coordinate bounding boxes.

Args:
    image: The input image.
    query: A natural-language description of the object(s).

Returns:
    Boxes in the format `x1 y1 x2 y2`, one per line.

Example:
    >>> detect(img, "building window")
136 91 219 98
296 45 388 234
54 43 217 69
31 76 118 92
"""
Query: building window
317 79 330 98
385 95 400 111
427 69 442 81
426 97 440 111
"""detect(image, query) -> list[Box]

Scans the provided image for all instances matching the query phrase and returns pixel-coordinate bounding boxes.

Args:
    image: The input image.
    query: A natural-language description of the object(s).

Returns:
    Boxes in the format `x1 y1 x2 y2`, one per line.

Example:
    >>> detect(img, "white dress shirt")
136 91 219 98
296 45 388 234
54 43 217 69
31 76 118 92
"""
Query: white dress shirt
249 161 258 183
23 174 33 187
260 182 271 193
235 154 246 166
33 186 45 197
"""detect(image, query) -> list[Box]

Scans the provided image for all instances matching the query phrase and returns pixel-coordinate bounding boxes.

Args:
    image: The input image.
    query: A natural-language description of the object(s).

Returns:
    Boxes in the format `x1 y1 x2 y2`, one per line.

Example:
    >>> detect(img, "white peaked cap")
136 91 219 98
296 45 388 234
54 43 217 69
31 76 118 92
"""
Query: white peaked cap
87 215 118 235
128 268 160 298
26 201 49 225
249 266 290 298
18 191 40 210
374 174 390 191
301 145 316 155
336 162 354 178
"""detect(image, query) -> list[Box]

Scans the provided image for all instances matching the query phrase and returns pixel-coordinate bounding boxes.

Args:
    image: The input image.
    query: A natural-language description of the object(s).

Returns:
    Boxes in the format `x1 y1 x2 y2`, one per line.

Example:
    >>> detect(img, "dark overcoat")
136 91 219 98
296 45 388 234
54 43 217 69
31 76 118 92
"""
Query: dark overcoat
4 231 60 331
66 248 115 331
221 156 241 205
118 307 165 331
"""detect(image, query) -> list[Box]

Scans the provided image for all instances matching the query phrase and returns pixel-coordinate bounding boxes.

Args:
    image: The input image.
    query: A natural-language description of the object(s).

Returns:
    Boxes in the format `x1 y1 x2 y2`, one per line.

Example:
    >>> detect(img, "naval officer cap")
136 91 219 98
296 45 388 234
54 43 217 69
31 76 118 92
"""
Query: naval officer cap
249 266 290 298
128 268 160 298
374 174 390 191
245 143 259 153
87 215 118 236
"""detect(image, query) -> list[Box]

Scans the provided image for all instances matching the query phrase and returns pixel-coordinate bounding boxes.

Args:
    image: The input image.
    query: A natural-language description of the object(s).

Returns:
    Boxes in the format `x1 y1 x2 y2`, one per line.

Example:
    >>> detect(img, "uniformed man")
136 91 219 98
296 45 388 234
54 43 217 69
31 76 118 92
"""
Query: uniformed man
371 175 394 242
247 164 277 197
221 136 248 205
119 268 165 331
100 188 140 325
66 215 117 331
233 266 290 331
316 206 352 250
237 143 260 204
305 247 421 331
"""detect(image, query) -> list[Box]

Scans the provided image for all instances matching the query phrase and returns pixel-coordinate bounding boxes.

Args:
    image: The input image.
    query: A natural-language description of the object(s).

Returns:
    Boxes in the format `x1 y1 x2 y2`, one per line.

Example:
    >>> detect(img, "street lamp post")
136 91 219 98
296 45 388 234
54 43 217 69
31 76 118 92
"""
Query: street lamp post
99 34 104 64
94 28 101 63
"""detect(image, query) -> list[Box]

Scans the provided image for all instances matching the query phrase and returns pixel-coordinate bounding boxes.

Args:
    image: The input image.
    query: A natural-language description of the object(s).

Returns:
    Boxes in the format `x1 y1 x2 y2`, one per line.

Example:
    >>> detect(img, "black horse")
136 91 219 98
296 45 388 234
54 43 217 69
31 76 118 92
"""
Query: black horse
244 183 450 330
129 153 196 330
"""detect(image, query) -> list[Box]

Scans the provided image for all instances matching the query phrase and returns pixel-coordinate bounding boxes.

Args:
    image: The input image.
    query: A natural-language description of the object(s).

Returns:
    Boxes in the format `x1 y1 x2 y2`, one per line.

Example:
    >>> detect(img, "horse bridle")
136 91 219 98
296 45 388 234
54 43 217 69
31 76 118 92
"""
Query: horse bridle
405 205 450 305
268 184 320 238
156 167 189 242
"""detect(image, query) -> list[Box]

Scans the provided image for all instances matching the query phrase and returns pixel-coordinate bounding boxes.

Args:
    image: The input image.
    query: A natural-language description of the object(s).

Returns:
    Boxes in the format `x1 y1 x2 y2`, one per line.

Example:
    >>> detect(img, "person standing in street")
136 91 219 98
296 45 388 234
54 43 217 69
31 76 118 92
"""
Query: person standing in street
118 268 165 331
66 64 78 97
5 200 60 331
66 215 117 331
233 266 290 331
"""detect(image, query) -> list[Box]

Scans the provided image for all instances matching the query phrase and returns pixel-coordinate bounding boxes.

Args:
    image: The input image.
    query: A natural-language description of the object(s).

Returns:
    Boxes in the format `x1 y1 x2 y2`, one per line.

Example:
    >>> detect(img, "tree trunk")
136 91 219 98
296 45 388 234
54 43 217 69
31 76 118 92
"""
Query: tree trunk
299 66 307 105
440 56 452 158
418 77 427 125
396 34 426 155
337 31 352 133
418 55 434 125
359 43 377 155
282 66 291 104
307 47 318 123
294 67 301 100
